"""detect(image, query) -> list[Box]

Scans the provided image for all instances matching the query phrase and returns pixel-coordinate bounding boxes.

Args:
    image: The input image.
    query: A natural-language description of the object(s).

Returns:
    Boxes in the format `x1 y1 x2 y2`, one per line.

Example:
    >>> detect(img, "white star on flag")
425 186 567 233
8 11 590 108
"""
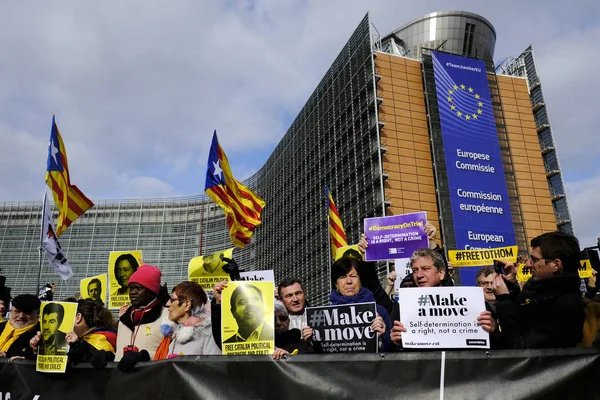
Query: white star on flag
50 139 59 165
213 161 223 180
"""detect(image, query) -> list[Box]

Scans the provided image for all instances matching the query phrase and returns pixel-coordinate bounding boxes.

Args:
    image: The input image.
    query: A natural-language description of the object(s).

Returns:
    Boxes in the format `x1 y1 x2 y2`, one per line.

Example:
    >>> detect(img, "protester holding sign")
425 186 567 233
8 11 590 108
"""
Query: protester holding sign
61 299 116 368
357 223 450 323
115 264 170 369
164 281 220 357
0 294 40 359
273 300 312 359
492 232 585 349
390 248 496 349
303 257 391 352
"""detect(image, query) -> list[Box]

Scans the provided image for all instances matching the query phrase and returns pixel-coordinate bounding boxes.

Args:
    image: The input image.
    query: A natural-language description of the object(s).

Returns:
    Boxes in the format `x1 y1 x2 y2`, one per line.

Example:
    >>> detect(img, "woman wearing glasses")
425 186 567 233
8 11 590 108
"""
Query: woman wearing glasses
164 281 221 357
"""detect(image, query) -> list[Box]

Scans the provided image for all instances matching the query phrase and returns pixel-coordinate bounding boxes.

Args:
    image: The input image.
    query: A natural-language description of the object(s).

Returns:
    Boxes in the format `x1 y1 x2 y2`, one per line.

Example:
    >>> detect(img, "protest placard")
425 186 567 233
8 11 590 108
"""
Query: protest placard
394 258 412 290
221 281 274 355
188 248 234 290
364 212 428 261
108 250 143 309
398 287 489 349
239 270 274 282
306 302 378 353
36 301 77 373
447 246 517 267
80 274 107 305
517 260 593 282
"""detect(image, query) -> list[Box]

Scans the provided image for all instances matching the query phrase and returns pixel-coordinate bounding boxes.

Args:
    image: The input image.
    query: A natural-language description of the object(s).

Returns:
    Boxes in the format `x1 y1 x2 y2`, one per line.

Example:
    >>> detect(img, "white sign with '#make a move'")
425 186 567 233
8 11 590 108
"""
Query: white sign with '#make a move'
398 286 489 349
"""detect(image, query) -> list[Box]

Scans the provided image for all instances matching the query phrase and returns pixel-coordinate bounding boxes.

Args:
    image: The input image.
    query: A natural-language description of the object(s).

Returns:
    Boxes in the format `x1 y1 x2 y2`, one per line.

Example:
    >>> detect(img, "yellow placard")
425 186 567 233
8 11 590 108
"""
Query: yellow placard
447 246 518 267
108 250 143 310
37 301 77 373
334 245 361 261
578 260 594 279
221 281 274 355
517 260 594 282
188 248 234 290
79 274 107 305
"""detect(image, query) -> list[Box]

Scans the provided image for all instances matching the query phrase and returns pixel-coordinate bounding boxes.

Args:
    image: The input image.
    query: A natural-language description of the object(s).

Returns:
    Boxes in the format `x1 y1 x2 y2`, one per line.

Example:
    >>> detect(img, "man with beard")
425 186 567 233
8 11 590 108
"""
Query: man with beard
224 283 273 343
40 302 68 355
0 294 40 358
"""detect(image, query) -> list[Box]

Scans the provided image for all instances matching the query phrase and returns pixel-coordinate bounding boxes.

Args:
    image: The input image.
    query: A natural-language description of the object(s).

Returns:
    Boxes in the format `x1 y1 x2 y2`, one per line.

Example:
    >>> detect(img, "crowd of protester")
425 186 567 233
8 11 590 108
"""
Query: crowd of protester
0 224 598 372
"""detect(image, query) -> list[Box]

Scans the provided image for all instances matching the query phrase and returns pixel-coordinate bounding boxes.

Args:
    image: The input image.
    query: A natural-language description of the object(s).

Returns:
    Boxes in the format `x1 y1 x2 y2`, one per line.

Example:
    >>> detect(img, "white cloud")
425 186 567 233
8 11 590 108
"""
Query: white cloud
566 175 600 248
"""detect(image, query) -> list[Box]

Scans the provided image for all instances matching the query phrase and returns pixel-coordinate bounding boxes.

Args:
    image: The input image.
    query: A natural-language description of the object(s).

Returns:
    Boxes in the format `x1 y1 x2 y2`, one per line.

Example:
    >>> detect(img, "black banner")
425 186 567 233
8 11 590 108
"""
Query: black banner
1 348 600 399
306 302 378 353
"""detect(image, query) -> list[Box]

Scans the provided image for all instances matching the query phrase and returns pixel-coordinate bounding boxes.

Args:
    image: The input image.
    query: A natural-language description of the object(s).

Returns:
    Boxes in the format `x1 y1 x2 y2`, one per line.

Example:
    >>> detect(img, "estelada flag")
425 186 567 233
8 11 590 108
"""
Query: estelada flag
327 186 348 254
204 131 265 248
45 116 94 236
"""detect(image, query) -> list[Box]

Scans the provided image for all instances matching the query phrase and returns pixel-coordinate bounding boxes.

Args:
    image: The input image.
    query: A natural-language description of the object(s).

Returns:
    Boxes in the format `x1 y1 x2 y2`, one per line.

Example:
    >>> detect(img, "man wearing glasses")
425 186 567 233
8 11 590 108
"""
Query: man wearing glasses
492 232 584 349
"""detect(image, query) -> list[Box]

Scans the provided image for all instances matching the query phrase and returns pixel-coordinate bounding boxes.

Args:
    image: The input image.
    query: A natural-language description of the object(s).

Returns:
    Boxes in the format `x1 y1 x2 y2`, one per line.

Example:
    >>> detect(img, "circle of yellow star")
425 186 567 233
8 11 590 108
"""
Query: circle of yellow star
445 83 484 121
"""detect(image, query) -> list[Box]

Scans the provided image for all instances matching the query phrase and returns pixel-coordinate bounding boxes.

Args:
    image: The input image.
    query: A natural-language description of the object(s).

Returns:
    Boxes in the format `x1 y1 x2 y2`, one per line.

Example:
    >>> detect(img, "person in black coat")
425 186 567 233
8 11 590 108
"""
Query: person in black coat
492 232 585 349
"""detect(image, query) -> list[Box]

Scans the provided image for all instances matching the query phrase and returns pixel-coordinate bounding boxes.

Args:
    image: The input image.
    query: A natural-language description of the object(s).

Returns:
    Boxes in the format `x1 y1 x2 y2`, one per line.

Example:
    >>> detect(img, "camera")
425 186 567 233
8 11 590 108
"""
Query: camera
123 345 139 354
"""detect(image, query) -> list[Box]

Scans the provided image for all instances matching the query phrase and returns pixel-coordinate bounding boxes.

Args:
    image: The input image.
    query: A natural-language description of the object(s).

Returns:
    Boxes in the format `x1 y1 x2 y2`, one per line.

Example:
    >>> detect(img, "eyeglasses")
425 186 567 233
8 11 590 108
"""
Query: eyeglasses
528 255 548 264
168 297 185 303
275 315 289 322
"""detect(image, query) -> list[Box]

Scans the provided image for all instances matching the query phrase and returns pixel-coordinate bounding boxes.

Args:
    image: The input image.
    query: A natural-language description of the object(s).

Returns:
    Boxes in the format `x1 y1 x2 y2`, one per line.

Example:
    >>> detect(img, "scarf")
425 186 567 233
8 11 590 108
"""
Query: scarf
82 328 117 353
0 322 36 352
121 298 164 331
330 287 377 305
518 272 581 305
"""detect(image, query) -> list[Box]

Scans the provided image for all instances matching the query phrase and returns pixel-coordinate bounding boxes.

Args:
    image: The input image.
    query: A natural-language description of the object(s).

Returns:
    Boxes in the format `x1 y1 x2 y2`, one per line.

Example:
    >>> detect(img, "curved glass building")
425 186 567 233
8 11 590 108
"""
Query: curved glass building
0 11 571 304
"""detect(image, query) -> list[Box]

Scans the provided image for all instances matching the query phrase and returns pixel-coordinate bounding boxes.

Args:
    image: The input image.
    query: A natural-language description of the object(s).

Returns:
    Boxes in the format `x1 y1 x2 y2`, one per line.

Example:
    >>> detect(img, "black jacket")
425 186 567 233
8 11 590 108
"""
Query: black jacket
0 321 39 359
495 272 584 349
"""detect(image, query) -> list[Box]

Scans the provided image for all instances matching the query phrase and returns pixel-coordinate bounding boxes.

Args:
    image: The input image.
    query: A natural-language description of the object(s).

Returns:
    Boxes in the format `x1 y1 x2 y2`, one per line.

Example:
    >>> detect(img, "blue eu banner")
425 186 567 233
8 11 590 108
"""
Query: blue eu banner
431 51 516 286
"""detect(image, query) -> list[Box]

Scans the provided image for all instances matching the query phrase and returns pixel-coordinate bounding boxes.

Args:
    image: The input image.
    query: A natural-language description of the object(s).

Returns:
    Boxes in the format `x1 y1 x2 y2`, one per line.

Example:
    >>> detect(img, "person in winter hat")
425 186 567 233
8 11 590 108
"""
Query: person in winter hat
115 264 169 370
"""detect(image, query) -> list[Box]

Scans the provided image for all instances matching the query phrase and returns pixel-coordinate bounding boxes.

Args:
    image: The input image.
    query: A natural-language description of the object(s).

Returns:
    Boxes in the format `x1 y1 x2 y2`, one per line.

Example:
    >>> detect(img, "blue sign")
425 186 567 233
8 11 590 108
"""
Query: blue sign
431 51 516 286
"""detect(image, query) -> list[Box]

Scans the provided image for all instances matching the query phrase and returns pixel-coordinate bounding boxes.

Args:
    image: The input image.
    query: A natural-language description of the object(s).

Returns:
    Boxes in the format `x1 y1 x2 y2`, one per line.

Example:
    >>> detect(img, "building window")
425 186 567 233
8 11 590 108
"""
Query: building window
462 23 476 57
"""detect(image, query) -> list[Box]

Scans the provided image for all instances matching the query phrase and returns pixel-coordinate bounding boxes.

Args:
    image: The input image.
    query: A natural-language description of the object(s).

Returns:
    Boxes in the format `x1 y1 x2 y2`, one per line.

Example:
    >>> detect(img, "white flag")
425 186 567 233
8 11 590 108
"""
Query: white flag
41 188 72 280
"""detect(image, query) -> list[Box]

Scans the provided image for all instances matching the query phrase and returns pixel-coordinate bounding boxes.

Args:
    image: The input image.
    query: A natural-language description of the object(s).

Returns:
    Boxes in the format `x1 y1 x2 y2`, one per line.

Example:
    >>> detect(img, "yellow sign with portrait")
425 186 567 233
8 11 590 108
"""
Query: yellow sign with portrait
188 248 234 291
36 301 77 373
221 281 274 355
79 274 107 305
108 250 143 310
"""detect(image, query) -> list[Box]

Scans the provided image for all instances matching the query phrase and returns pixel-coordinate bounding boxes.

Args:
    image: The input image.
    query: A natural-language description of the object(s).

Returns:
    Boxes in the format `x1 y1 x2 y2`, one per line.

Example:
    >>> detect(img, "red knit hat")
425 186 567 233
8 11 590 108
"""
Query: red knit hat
128 264 162 294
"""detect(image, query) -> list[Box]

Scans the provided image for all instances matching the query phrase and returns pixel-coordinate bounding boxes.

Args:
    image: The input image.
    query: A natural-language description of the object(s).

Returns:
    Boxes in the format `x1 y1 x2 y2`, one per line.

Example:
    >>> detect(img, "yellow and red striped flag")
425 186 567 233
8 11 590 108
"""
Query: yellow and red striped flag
327 186 348 254
204 131 265 248
46 116 94 236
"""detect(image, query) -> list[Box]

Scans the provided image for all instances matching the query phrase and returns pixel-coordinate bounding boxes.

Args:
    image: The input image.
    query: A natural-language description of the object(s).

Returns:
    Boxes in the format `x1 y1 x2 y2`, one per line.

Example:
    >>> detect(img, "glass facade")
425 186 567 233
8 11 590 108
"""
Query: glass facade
381 11 496 62
0 195 244 301
496 46 574 234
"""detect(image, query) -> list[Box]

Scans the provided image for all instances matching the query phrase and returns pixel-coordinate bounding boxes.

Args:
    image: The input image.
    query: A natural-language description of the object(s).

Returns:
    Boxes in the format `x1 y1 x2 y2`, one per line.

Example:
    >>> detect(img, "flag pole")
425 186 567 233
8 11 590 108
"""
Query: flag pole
36 188 48 295
325 186 332 292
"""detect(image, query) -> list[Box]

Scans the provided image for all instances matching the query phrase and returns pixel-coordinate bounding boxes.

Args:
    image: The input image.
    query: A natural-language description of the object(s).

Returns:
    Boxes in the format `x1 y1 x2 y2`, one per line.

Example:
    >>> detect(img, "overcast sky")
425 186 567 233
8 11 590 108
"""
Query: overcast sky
0 0 597 247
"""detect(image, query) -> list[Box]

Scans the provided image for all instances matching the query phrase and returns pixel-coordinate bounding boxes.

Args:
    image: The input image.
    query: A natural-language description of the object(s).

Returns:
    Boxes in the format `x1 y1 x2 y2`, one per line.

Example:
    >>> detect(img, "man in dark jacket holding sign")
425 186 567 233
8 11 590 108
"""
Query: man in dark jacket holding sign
492 231 584 349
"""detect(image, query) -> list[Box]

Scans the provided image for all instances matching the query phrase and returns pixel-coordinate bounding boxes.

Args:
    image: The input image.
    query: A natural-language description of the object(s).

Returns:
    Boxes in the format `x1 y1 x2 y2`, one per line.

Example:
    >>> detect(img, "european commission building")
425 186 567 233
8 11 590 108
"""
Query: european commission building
0 11 572 305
